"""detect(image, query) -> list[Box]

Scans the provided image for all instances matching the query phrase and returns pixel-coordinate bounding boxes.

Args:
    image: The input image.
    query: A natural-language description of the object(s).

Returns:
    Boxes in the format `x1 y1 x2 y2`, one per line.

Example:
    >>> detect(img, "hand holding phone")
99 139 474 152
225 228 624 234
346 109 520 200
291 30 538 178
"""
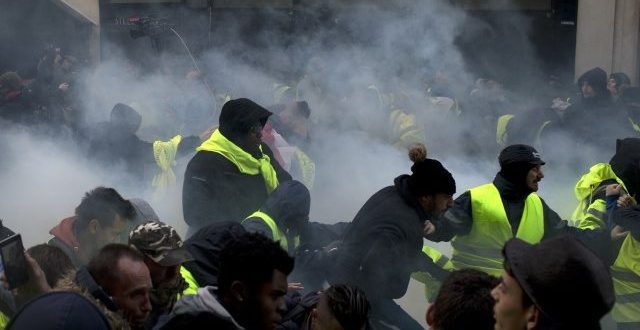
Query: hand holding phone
0 234 29 289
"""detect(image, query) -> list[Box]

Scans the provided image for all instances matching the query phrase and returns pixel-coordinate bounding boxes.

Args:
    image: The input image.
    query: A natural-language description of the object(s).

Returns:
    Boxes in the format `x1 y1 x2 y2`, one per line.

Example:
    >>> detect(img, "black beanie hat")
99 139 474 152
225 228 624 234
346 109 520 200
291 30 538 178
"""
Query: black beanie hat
409 159 456 196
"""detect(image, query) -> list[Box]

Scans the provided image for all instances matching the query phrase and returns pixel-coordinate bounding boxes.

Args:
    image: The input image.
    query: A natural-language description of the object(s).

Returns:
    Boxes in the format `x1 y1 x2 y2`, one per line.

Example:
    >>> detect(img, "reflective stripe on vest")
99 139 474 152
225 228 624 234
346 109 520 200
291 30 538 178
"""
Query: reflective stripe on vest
451 183 544 277
244 211 300 253
412 245 453 301
179 266 199 297
422 245 453 271
571 163 626 228
612 234 640 324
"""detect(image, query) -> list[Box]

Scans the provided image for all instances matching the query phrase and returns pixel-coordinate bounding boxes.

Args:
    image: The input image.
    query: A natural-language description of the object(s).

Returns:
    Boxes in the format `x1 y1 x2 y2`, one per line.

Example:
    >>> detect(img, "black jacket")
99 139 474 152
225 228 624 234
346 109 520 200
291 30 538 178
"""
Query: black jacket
560 69 631 148
182 143 291 229
182 222 247 289
610 138 640 198
428 173 610 261
183 98 291 229
331 175 447 301
88 106 199 183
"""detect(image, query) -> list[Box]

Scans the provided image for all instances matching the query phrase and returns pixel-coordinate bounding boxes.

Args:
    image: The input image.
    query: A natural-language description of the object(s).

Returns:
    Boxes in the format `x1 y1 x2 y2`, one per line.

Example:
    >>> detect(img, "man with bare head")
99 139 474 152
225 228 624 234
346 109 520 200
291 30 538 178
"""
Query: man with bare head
85 244 153 329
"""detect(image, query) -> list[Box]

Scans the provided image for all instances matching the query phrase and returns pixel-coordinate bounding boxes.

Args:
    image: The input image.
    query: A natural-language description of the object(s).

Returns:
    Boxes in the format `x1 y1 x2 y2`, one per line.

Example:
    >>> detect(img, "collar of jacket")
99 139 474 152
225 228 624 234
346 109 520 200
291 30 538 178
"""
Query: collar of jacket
197 129 279 193
493 172 532 201
394 174 432 222
171 286 245 330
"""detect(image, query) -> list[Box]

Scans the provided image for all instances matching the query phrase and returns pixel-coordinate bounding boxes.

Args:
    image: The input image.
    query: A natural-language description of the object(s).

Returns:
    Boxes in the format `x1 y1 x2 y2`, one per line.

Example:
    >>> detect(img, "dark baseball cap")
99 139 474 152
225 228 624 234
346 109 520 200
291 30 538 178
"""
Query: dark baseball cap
502 237 614 328
498 144 545 168
129 222 193 267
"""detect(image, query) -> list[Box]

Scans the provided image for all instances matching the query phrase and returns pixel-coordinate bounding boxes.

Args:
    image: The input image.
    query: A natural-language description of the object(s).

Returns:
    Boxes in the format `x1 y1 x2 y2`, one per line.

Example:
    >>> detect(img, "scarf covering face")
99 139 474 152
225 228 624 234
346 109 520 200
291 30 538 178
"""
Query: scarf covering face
197 129 279 193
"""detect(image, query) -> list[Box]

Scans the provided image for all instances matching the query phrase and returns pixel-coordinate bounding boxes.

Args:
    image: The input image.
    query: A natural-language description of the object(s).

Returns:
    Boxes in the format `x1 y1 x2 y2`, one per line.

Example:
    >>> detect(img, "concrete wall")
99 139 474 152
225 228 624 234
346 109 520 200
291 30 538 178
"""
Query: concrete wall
575 0 640 83
52 0 101 64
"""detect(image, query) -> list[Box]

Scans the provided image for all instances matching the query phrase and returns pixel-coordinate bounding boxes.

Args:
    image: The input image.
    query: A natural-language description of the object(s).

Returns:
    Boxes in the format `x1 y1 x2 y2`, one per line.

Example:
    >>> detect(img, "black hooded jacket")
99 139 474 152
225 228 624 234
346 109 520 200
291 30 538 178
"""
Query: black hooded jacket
243 180 311 251
88 103 199 182
609 138 640 198
330 175 449 302
427 173 610 262
182 222 247 289
182 99 292 230
562 68 632 147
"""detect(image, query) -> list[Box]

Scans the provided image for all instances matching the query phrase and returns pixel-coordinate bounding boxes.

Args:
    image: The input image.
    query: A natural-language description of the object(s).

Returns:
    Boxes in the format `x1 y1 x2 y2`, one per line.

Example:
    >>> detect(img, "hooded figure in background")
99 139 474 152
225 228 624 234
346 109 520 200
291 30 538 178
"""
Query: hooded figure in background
561 67 632 149
182 98 291 234
88 103 200 184
330 150 456 330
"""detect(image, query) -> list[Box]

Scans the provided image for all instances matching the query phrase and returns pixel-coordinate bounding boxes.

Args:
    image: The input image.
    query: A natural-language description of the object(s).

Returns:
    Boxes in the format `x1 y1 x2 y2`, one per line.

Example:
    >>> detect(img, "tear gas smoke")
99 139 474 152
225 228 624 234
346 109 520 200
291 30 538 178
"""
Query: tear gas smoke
0 1 621 327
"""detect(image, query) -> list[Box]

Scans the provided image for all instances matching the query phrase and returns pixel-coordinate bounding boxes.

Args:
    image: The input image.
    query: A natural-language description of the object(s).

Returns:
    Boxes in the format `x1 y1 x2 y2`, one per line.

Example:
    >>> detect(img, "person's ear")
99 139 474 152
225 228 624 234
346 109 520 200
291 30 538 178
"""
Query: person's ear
418 195 433 210
230 281 247 304
88 219 100 234
525 305 540 330
426 303 435 327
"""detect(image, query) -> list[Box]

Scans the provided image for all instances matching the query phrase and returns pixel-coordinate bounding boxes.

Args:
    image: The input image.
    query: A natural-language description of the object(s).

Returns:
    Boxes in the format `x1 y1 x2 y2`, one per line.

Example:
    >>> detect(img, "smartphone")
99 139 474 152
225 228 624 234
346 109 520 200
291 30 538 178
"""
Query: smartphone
0 234 29 289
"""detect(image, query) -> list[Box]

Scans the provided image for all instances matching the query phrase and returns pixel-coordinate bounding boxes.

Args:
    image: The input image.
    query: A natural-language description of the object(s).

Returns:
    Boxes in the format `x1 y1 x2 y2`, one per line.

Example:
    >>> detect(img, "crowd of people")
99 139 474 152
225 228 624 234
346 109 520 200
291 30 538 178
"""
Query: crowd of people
2 42 640 330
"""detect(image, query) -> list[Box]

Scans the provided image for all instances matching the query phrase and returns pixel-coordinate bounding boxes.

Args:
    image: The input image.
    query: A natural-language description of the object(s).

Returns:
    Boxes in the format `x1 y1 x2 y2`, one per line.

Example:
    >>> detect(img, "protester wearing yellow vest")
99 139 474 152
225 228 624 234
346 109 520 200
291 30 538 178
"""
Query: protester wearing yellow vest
182 98 292 234
571 138 640 231
411 245 454 301
242 180 310 255
609 191 640 329
426 144 608 276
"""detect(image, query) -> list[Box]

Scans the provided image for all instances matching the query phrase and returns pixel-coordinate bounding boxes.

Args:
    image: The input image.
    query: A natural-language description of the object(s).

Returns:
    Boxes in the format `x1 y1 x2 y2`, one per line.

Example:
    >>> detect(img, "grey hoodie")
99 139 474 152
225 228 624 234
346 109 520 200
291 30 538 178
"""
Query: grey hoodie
154 286 244 330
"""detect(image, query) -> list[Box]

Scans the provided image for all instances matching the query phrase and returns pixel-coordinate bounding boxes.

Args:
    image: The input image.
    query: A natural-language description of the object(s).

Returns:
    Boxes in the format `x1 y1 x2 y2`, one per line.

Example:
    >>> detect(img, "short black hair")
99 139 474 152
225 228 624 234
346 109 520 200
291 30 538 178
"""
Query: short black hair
324 284 370 330
74 187 136 232
432 269 499 330
27 244 76 287
87 244 144 293
218 233 294 295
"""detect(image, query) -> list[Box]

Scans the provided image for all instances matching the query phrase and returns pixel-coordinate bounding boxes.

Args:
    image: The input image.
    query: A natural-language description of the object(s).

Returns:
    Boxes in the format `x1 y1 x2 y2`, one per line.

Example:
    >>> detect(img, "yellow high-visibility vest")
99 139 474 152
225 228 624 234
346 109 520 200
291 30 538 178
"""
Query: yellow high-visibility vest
412 245 454 301
451 183 544 277
179 266 199 297
243 211 300 254
611 234 640 328
293 149 315 190
571 163 626 229
496 114 515 147
152 135 183 193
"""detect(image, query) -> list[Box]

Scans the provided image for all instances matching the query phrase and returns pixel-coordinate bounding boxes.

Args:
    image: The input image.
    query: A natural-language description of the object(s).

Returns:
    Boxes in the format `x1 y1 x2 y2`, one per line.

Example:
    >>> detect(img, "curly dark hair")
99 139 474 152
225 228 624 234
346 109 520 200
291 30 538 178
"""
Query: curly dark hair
218 232 294 294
